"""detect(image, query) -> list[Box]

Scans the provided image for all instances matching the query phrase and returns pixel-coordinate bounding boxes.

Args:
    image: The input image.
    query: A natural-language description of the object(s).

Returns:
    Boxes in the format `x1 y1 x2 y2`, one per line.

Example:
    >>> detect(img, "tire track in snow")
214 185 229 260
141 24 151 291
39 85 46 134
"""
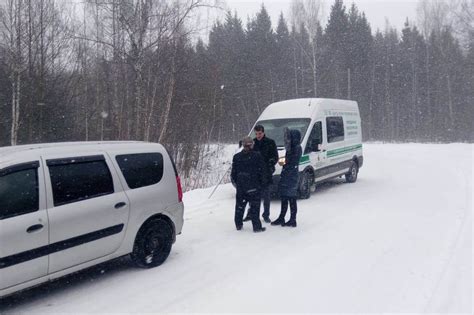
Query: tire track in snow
422 156 472 313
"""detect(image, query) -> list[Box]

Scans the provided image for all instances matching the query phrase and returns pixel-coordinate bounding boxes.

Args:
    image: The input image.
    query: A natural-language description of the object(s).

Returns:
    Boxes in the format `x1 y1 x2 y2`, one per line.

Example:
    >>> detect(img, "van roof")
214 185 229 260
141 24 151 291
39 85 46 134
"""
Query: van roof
257 98 359 121
0 141 163 167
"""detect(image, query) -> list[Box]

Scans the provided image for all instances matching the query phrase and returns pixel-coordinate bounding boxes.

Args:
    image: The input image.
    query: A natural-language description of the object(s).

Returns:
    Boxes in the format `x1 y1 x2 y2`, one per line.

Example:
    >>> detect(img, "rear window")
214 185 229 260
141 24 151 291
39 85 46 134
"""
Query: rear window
0 164 39 220
48 157 114 207
116 153 164 189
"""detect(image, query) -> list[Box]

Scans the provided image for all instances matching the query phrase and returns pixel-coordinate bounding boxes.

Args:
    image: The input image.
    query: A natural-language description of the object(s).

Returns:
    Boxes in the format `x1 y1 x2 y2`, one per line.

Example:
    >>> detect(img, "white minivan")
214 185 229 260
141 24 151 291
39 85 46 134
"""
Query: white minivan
252 98 364 199
0 141 184 298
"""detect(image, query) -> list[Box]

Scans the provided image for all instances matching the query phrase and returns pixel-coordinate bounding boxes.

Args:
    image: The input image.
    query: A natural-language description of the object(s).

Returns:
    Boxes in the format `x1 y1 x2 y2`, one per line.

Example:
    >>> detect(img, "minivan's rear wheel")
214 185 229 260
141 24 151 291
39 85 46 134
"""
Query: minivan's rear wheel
298 171 313 199
131 218 174 268
345 161 359 183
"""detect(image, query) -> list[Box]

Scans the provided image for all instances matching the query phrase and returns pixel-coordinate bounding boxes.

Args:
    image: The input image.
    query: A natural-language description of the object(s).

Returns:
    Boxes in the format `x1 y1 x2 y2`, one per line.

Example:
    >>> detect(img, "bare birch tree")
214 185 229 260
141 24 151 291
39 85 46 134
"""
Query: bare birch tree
0 0 23 145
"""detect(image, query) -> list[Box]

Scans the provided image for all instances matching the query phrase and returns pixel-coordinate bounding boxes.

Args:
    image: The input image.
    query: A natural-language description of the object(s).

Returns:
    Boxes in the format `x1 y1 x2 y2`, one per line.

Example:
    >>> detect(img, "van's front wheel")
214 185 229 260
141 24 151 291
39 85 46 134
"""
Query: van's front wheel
345 161 359 183
131 218 174 268
298 171 313 199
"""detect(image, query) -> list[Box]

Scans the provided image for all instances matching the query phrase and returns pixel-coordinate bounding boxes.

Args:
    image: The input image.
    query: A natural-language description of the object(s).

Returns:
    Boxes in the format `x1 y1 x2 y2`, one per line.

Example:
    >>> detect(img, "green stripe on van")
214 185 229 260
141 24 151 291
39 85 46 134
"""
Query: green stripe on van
300 155 310 165
327 144 362 157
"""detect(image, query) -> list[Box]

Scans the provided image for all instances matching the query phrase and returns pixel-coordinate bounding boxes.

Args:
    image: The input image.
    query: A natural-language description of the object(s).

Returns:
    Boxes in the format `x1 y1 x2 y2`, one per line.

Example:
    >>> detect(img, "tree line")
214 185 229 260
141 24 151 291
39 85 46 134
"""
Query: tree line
0 0 472 180
203 0 473 143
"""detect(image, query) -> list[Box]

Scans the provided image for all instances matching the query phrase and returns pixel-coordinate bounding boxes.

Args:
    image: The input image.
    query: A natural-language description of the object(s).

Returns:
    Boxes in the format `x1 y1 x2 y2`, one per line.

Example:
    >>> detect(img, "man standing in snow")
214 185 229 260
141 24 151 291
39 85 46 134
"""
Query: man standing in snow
231 136 266 233
243 125 279 223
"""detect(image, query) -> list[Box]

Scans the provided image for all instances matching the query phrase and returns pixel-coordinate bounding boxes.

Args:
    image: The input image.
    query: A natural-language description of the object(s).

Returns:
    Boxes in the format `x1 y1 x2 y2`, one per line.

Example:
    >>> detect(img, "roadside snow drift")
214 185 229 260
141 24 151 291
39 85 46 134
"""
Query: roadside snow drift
1 143 472 313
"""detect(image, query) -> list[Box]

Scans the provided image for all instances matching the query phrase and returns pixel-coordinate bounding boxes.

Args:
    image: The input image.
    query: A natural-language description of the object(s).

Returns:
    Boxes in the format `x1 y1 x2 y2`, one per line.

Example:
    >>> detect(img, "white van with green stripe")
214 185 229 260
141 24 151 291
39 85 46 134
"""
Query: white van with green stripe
252 98 363 199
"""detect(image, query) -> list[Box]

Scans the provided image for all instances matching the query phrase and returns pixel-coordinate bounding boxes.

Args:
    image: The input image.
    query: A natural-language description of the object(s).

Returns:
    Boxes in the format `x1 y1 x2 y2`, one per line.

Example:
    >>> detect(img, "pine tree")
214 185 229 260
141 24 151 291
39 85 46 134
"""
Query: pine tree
464 32 474 141
274 13 294 101
347 4 373 140
324 0 350 98
383 27 401 140
370 30 387 140
245 5 276 116
428 28 466 141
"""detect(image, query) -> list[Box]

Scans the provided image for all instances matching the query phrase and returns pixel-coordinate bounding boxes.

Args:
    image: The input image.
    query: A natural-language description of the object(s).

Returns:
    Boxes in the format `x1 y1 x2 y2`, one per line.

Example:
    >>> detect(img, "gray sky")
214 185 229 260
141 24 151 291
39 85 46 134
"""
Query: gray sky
221 0 419 32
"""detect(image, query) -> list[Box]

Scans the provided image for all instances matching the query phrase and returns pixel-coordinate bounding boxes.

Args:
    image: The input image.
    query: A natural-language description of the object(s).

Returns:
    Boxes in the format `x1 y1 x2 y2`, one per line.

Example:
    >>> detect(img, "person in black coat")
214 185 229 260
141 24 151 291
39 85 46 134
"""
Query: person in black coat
243 125 279 223
271 129 302 227
231 137 266 233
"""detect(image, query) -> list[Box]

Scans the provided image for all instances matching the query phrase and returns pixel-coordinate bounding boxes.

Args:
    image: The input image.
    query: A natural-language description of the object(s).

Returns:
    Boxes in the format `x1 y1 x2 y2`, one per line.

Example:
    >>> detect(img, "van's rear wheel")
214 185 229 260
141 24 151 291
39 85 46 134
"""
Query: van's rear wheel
131 218 173 268
298 171 313 199
345 161 359 183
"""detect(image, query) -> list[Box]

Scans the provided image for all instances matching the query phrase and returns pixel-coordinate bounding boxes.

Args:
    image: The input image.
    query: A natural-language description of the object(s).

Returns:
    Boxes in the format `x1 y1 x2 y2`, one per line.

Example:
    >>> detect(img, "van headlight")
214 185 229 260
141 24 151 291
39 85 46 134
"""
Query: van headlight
278 157 286 166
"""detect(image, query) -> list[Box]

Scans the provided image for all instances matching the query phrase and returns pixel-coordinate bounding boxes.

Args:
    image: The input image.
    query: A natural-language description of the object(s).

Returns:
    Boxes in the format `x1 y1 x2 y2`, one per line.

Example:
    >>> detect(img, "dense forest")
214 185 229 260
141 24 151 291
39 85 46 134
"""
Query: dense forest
0 0 472 176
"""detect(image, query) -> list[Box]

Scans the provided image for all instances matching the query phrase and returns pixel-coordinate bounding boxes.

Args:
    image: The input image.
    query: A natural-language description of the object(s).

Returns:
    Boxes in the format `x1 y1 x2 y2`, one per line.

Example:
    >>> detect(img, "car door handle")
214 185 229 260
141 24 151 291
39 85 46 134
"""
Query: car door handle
114 202 127 209
27 224 44 233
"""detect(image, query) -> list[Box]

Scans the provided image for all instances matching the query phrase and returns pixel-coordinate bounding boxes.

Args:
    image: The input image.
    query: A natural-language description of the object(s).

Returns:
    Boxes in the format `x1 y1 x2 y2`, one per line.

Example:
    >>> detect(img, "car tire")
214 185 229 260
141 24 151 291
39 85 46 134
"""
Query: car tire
345 161 359 183
131 218 174 268
298 171 312 199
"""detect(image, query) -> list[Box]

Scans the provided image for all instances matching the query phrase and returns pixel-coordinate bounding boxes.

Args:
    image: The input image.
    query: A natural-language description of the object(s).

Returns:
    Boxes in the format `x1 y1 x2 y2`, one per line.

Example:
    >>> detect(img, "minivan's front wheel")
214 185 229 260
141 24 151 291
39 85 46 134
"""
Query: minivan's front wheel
298 171 313 199
345 161 359 183
131 218 174 268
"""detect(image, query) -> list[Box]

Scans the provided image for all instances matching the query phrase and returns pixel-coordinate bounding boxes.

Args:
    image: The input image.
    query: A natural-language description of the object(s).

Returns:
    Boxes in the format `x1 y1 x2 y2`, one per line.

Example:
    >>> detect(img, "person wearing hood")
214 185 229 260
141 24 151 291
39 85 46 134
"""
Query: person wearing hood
271 129 302 227
231 136 266 233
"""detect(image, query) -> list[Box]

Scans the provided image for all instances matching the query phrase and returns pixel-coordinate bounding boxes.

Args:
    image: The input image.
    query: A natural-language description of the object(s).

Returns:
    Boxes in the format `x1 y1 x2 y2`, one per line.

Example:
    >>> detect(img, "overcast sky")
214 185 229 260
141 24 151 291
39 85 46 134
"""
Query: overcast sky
220 0 419 32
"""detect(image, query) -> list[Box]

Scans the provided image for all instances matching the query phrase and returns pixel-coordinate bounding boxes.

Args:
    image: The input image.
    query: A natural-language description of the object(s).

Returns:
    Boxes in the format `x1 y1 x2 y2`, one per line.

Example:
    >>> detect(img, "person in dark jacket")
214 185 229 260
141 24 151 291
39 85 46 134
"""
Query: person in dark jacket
231 137 266 233
243 125 279 223
271 129 302 227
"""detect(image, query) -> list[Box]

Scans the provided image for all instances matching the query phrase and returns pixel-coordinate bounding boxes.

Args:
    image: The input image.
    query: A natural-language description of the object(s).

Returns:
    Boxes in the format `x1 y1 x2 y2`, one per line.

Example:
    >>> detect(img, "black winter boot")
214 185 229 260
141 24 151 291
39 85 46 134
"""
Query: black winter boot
283 220 297 227
283 198 297 227
272 198 289 226
271 217 285 226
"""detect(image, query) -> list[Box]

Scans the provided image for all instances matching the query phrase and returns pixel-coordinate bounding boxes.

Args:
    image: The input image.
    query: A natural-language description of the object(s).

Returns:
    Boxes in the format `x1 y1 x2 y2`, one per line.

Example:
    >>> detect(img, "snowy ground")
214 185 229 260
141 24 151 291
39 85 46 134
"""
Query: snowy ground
1 143 472 314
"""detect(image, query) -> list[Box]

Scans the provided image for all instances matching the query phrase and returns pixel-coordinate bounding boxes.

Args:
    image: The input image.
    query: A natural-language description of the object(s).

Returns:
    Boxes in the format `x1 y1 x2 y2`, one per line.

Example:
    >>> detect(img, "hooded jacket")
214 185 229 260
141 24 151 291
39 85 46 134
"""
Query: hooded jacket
279 129 303 198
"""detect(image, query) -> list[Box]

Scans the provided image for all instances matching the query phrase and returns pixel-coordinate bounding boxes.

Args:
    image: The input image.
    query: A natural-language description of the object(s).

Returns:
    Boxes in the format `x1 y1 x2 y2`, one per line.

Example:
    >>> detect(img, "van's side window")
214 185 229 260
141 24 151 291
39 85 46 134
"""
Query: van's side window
326 116 344 143
305 122 322 154
48 157 114 207
0 163 39 220
116 153 164 189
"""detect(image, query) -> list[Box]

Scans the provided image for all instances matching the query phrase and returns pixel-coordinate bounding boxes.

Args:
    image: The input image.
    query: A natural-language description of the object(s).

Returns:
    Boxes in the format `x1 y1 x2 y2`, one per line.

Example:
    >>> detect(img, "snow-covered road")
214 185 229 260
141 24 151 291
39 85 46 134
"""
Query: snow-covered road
1 144 472 313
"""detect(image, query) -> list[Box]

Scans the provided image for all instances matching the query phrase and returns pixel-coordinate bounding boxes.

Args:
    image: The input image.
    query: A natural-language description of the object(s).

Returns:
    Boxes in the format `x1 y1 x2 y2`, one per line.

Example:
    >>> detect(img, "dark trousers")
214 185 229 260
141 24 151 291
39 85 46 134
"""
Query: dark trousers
244 185 271 219
235 191 262 231
261 185 271 218
279 197 297 222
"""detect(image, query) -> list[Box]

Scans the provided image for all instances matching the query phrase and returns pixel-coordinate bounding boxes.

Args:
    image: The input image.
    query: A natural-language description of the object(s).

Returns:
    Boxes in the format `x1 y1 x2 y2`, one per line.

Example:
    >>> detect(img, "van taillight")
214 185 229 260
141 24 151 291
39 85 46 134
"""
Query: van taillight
176 176 183 203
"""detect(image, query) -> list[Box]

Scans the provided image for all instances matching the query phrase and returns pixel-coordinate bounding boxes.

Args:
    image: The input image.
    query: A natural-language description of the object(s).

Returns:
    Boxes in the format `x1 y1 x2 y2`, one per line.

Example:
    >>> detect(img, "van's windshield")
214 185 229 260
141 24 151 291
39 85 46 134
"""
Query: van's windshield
252 118 311 148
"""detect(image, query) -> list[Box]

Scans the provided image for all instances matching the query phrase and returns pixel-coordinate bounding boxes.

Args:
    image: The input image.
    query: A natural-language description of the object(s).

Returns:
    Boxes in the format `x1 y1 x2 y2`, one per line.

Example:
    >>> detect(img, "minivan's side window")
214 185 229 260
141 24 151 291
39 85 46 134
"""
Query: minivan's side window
48 156 114 207
116 153 164 189
326 116 344 143
305 122 323 154
0 163 39 220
